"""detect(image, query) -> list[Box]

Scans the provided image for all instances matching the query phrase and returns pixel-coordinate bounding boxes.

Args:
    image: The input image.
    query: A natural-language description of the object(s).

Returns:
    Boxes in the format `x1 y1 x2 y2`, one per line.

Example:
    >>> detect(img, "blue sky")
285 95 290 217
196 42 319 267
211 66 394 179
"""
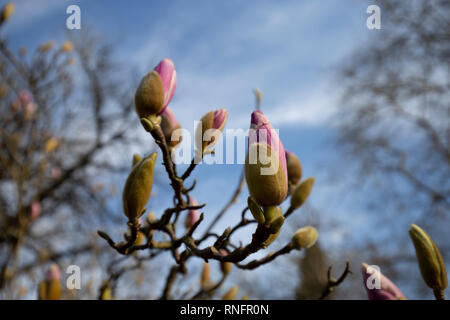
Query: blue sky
7 0 436 299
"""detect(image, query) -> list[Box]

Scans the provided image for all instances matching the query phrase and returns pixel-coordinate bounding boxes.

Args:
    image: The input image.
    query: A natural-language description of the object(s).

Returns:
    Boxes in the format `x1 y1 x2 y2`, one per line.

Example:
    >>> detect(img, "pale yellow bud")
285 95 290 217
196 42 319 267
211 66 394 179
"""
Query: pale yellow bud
292 226 318 250
222 286 238 300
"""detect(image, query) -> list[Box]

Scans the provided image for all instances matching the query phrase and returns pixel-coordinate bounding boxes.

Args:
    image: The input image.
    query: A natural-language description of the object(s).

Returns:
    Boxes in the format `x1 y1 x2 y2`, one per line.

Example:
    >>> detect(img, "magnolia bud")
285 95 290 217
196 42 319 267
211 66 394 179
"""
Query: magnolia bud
247 197 265 224
38 281 47 300
154 58 177 115
0 3 14 24
100 287 113 300
135 71 165 118
195 109 228 153
291 226 318 250
361 263 406 300
290 177 314 210
220 249 232 275
245 111 287 207
30 201 41 220
122 153 157 222
39 41 54 52
185 197 199 229
132 154 142 167
285 150 302 192
200 262 210 288
409 224 447 293
222 286 238 300
46 279 61 300
38 264 61 300
160 107 181 147
146 212 156 223
60 41 73 52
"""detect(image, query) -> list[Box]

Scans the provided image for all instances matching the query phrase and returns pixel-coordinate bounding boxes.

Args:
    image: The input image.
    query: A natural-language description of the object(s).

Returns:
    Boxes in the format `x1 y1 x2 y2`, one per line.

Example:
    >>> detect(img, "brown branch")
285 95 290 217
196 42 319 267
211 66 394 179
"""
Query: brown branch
318 261 351 300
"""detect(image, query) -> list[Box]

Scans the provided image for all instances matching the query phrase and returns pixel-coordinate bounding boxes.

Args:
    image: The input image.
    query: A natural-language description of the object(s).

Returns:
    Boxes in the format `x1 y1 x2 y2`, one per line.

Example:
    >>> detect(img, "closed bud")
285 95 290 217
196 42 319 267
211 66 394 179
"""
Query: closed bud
200 262 210 288
154 58 177 115
220 249 232 275
247 197 265 224
38 264 61 300
60 41 73 52
146 212 156 223
0 3 14 24
132 154 142 167
45 137 59 153
135 71 165 118
38 281 46 300
285 150 302 193
160 107 181 148
185 197 199 229
290 177 314 210
196 109 228 153
409 224 447 293
291 226 318 250
361 263 406 300
245 111 287 207
39 41 54 52
30 201 41 220
46 279 61 300
122 153 157 222
222 286 238 300
100 287 113 300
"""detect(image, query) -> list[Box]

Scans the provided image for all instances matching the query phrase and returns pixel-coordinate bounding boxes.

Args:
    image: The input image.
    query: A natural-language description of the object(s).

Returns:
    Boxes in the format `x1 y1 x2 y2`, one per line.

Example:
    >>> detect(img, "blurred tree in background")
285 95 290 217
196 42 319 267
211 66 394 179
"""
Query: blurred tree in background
328 0 449 298
0 21 143 298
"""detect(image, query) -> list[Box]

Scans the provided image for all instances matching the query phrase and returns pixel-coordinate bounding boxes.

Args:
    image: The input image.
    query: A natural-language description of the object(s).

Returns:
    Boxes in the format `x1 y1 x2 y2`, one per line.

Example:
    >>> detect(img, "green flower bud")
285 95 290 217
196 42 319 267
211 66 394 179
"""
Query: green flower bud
220 249 232 275
222 286 238 300
38 281 47 300
122 153 157 222
134 71 165 118
195 109 228 153
409 224 447 292
247 197 265 224
46 279 61 300
291 226 318 250
245 143 288 207
1 3 14 24
100 287 113 300
132 154 142 167
285 151 302 193
200 262 210 288
290 177 314 210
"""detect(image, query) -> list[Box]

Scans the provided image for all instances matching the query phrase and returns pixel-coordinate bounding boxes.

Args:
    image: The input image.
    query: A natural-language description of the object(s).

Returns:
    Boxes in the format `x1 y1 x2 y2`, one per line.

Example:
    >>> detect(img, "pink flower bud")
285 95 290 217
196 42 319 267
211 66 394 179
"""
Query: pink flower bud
30 201 41 220
361 263 406 300
46 264 61 281
50 167 62 180
19 91 32 105
154 58 177 115
185 197 199 229
160 107 181 147
245 111 288 207
196 108 228 153
219 249 232 275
